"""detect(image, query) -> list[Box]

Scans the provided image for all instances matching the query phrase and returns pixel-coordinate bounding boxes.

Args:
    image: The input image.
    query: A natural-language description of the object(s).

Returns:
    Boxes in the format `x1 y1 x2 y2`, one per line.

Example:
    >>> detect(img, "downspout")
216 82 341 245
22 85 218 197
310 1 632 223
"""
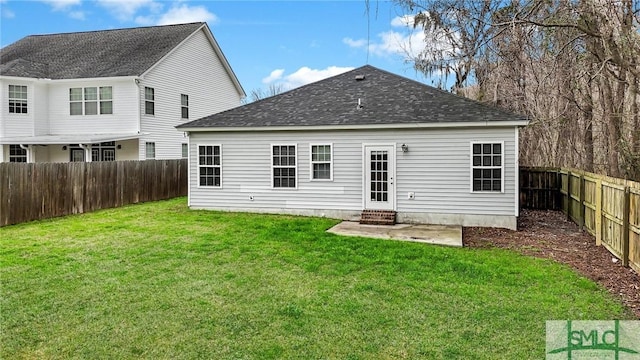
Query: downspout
79 144 91 162
19 144 31 163
135 78 142 159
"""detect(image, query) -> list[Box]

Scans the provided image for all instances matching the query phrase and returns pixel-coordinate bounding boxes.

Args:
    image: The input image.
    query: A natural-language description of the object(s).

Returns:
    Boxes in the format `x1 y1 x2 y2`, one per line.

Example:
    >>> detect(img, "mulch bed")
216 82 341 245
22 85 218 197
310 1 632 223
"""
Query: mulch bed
464 209 640 319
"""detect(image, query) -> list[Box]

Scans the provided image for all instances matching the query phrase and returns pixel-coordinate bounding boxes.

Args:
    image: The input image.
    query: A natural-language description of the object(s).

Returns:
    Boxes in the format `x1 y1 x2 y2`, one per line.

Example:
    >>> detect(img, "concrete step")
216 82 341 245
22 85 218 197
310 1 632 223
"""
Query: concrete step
360 210 396 225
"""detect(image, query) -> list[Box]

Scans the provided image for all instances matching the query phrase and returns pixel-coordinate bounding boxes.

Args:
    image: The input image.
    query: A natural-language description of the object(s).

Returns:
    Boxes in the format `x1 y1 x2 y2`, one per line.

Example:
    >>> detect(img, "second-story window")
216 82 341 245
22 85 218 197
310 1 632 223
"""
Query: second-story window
145 87 155 115
8 85 28 114
69 86 112 115
181 94 189 119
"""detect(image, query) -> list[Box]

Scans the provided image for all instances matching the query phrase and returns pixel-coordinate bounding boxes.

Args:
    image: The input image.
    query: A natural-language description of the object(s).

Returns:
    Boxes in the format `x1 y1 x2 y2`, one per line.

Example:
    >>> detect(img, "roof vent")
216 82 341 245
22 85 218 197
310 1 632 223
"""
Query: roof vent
355 74 365 81
357 98 363 109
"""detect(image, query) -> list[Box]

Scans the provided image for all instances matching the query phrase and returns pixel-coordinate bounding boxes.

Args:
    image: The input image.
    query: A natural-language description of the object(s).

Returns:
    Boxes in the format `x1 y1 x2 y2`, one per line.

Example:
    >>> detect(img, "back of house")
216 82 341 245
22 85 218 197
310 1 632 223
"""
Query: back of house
0 22 244 163
177 65 529 229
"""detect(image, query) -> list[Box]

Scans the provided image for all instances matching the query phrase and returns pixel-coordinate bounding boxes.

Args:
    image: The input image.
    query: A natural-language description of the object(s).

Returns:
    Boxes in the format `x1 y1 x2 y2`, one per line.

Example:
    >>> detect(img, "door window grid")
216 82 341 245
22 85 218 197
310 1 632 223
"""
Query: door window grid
9 145 27 162
370 151 388 202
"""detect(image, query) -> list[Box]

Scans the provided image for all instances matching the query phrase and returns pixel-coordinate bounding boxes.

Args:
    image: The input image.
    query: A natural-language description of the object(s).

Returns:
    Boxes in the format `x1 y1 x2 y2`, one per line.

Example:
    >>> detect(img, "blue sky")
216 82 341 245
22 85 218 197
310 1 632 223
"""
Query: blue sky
0 0 433 95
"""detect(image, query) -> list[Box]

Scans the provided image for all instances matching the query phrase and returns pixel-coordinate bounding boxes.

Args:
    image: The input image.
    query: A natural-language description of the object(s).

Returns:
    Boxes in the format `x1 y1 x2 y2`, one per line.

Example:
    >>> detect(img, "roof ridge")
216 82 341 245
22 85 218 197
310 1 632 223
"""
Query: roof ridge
25 22 204 38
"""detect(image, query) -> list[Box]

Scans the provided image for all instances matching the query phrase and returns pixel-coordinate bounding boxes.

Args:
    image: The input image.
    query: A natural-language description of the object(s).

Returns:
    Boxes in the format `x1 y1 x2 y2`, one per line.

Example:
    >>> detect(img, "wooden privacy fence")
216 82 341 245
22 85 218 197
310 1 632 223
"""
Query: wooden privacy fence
0 159 187 227
520 167 640 274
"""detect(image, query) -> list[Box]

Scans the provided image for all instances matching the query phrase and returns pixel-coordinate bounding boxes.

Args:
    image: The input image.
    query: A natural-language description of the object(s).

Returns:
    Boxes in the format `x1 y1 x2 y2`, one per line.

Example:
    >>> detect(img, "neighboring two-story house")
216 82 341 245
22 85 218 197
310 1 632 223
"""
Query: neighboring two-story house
0 22 244 163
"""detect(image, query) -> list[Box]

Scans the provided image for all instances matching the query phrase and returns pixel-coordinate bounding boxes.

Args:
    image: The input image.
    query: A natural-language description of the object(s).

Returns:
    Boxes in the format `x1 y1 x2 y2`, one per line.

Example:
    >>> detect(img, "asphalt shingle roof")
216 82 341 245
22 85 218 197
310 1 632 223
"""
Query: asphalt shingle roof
0 22 203 79
177 65 527 129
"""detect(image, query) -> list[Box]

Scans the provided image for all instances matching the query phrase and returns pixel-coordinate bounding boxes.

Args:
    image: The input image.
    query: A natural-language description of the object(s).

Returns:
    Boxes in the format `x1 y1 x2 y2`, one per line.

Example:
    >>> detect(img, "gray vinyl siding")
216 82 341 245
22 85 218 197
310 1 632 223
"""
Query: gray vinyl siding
140 29 243 160
188 127 518 217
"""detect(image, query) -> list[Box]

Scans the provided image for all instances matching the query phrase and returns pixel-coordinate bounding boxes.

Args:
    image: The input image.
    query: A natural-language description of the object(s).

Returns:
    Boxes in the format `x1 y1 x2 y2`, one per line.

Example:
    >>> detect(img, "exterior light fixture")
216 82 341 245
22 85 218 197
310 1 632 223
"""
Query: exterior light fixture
401 144 409 153
62 146 67 150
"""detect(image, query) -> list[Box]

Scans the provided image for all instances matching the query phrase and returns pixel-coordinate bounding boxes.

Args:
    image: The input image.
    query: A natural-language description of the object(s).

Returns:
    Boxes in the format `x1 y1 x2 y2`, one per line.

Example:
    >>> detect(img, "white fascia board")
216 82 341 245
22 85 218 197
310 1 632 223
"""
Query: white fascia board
179 120 530 133
1 75 138 83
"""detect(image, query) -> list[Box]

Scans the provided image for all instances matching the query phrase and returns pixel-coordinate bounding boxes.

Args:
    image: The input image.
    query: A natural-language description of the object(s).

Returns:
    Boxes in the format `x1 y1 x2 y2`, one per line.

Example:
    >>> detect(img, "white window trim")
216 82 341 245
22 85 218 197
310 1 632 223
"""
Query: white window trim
181 94 189 119
197 144 222 189
271 143 298 190
69 86 113 116
144 87 155 116
309 143 333 181
469 140 505 193
8 85 28 115
145 141 156 160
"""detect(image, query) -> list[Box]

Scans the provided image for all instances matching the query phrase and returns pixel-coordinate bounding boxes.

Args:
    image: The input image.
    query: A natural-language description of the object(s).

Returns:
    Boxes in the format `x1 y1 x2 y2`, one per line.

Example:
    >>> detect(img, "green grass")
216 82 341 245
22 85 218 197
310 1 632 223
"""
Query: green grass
0 198 633 359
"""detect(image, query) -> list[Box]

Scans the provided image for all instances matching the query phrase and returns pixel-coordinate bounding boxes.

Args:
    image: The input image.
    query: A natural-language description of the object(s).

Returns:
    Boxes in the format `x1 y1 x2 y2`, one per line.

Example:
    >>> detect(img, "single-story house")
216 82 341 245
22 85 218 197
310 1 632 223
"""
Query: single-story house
176 65 529 229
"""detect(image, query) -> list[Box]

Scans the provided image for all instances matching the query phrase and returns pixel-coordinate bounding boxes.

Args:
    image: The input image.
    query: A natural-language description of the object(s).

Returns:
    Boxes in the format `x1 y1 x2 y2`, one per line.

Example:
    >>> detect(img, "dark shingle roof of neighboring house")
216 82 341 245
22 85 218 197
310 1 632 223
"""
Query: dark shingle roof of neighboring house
1 22 204 79
178 65 528 130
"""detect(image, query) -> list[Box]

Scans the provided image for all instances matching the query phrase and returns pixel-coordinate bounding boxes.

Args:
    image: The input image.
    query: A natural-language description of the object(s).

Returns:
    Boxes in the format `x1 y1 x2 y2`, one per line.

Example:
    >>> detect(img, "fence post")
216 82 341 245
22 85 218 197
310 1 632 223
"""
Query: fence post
622 186 630 267
595 177 602 246
566 171 572 221
579 174 585 229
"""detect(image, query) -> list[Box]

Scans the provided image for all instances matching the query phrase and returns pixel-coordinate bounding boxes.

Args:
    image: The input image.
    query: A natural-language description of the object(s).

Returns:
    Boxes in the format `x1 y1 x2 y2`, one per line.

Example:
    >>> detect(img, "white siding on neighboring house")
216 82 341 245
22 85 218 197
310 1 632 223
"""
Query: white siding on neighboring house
1 78 35 137
33 82 49 135
48 79 138 135
188 127 519 229
140 28 243 160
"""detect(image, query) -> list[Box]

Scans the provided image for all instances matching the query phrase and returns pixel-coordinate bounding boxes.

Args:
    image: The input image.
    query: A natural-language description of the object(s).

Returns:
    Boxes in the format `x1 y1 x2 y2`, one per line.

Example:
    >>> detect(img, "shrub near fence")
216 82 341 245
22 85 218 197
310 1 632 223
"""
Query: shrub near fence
0 159 187 227
520 167 640 275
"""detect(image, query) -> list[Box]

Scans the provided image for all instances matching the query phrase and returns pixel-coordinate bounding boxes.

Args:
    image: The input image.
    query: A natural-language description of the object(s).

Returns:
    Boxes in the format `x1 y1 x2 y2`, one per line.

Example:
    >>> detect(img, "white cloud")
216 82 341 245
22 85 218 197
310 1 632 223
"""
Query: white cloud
39 0 81 11
263 66 355 90
156 4 217 25
68 10 85 20
262 69 284 84
344 12 456 65
1 6 15 18
97 0 157 22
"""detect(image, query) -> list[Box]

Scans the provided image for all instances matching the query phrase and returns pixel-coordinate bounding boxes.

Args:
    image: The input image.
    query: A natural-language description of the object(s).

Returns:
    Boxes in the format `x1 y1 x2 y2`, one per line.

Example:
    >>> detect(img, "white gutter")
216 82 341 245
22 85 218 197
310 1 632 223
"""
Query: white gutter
178 120 531 133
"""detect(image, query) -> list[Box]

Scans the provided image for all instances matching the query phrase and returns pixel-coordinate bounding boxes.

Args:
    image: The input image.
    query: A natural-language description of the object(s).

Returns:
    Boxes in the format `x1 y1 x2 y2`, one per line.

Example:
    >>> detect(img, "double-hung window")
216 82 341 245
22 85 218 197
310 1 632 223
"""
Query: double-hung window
310 144 332 180
181 94 189 119
198 145 221 187
272 145 296 188
69 86 112 115
471 142 503 192
8 85 27 114
145 87 155 115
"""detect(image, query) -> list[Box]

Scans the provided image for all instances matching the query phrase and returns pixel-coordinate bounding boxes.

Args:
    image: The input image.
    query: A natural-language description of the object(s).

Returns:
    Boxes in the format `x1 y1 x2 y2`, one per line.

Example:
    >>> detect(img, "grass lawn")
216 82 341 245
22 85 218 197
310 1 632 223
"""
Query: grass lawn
0 198 634 359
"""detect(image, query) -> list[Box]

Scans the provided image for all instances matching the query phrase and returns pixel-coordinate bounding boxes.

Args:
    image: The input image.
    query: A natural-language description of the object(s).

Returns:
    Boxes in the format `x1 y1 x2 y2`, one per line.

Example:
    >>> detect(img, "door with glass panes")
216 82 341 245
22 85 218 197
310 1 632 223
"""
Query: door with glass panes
364 145 395 210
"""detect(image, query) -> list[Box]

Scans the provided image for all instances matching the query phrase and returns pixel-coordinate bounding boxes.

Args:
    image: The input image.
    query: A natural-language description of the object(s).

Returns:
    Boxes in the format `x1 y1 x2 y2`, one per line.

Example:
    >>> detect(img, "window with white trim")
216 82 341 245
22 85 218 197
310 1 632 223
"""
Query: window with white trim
91 142 116 162
8 85 27 114
181 94 189 119
9 145 27 162
182 143 188 158
272 145 296 188
198 145 221 187
145 142 155 159
310 144 332 180
471 142 503 192
145 87 155 115
69 86 112 115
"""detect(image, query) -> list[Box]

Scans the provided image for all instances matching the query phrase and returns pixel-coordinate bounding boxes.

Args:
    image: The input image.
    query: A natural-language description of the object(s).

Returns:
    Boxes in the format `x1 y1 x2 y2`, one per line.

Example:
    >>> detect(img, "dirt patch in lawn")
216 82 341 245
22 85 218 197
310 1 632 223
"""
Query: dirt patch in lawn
464 209 640 319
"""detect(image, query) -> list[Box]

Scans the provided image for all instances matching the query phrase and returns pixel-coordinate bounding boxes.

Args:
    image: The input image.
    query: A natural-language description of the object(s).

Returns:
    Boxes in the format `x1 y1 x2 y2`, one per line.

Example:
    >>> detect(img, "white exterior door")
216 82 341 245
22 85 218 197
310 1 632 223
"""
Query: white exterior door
364 145 395 210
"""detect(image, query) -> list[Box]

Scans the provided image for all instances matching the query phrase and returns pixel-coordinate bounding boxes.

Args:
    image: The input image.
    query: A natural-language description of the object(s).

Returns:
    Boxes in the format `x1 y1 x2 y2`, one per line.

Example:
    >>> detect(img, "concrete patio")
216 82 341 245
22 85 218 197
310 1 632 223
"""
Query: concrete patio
327 222 463 247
